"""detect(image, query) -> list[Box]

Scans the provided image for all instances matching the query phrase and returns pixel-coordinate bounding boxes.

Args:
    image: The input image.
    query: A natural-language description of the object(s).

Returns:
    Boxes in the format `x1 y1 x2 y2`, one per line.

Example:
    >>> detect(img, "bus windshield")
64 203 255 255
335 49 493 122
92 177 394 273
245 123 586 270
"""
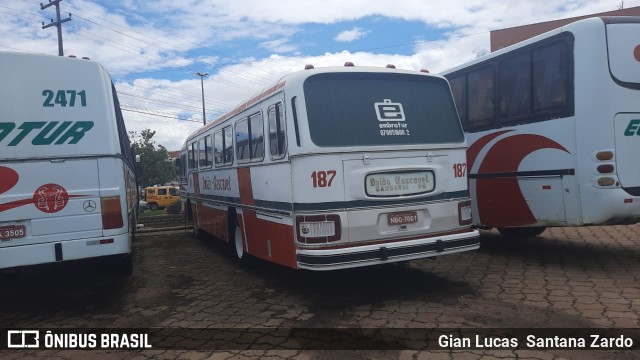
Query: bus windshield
303 72 464 147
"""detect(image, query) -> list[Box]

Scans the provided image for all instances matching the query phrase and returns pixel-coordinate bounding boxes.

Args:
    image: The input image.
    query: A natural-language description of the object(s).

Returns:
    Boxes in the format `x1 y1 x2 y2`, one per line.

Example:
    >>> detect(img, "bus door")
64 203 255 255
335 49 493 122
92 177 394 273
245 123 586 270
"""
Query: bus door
517 175 567 225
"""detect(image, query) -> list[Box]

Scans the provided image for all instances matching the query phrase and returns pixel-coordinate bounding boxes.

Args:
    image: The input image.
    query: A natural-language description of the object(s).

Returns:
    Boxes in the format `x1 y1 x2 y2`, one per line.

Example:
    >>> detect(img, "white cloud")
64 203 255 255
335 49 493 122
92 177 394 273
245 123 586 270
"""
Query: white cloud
259 38 298 53
335 27 369 42
4 0 640 151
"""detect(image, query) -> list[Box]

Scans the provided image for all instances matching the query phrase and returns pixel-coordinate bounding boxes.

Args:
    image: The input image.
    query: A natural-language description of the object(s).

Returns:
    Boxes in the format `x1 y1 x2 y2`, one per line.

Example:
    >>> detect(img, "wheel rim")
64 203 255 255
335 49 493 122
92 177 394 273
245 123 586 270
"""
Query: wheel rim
234 225 243 259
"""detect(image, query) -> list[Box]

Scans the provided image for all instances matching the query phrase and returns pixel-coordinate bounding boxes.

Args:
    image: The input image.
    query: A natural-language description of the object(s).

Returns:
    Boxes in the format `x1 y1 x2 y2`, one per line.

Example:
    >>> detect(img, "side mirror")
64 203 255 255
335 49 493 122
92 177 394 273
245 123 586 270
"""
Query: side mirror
175 158 181 177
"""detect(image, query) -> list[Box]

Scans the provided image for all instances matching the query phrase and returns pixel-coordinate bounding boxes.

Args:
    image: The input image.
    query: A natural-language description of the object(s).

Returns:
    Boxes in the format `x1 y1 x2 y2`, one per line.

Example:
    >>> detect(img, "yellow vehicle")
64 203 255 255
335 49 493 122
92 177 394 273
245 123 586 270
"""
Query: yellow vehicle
144 186 180 211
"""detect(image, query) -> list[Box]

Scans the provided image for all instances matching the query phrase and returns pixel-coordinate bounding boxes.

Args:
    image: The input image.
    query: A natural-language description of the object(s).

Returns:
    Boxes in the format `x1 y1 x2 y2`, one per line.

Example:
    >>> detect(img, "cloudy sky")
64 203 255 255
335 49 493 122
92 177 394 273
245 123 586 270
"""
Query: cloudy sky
1 0 637 150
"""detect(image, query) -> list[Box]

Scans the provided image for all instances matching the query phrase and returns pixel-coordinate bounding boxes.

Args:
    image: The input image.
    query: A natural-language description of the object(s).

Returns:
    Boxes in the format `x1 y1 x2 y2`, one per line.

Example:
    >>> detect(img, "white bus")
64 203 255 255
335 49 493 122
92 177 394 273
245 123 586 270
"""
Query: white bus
178 65 479 271
441 16 640 237
0 51 137 274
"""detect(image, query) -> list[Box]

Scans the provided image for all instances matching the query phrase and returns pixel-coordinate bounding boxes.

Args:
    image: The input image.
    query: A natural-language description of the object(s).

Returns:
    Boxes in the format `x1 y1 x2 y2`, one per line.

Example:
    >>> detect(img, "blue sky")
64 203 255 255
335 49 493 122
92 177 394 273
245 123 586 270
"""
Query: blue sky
1 0 638 150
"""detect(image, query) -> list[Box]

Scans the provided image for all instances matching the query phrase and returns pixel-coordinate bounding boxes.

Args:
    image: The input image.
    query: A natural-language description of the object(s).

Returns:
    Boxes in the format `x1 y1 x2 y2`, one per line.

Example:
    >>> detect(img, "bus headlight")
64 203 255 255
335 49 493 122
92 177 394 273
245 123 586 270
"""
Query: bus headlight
296 214 341 244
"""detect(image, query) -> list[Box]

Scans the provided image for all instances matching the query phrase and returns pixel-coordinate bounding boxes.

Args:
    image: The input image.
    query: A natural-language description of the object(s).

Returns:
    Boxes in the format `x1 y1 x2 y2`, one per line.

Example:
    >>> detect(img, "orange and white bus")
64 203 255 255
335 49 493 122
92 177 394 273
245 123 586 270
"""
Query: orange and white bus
442 16 640 237
177 65 479 270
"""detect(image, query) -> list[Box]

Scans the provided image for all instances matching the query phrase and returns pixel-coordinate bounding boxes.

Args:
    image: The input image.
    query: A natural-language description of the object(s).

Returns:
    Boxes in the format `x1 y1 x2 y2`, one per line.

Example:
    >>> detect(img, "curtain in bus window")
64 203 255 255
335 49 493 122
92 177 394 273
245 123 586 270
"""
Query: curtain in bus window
187 143 195 170
533 43 567 112
214 131 223 164
204 135 213 167
236 120 249 161
249 113 264 160
223 126 234 164
198 138 206 167
448 76 467 125
268 104 287 157
467 67 494 127
303 73 464 147
498 53 531 119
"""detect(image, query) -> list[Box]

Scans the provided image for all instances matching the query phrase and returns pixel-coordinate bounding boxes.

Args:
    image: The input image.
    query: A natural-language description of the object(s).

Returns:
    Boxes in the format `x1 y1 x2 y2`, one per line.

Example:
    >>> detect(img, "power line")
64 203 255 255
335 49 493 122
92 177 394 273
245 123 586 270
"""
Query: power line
121 107 204 124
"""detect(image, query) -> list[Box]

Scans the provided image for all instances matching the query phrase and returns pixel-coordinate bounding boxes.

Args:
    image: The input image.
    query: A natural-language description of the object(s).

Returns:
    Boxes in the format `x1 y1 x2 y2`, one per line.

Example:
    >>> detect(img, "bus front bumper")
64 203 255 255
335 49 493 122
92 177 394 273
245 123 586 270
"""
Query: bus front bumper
296 229 480 271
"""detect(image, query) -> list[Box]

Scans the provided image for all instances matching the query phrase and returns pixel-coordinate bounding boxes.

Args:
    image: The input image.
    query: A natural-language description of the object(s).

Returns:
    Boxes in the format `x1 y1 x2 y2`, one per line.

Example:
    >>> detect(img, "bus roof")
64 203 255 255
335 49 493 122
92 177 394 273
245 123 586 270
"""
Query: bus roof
440 16 615 76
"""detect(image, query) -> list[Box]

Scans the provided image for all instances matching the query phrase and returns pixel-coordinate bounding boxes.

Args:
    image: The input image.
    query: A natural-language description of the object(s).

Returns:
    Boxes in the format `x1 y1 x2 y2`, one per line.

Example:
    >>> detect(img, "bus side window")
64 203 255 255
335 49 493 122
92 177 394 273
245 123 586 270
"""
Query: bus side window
223 126 233 165
214 130 223 165
467 66 495 128
198 137 206 168
236 119 249 161
204 135 213 167
533 42 568 113
180 154 187 177
188 142 196 171
448 76 467 127
498 52 531 120
249 112 264 161
268 102 287 159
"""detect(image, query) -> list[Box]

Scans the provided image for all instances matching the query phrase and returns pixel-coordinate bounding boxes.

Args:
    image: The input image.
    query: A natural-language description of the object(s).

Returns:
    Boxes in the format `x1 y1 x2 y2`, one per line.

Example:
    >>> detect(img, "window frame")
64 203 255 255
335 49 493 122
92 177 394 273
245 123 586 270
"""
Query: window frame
235 111 264 164
214 126 234 168
268 101 287 160
187 142 197 172
444 32 574 133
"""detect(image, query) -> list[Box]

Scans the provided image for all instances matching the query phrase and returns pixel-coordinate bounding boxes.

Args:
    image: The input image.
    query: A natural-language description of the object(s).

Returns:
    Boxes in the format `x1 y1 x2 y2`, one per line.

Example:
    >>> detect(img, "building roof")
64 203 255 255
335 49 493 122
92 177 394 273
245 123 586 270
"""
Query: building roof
490 6 640 51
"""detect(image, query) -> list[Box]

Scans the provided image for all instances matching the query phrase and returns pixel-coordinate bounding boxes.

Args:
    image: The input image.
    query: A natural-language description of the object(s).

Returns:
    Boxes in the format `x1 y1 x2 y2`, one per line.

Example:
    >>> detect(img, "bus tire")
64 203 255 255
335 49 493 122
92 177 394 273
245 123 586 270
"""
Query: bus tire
112 253 133 276
193 223 203 240
229 221 251 266
497 226 546 238
149 202 158 211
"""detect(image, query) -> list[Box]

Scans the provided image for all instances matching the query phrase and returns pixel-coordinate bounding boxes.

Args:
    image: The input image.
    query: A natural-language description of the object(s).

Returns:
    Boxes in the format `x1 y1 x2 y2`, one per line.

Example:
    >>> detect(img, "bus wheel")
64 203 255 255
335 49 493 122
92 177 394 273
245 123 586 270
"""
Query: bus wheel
497 227 546 238
230 223 250 266
149 202 158 211
192 224 202 239
111 254 133 276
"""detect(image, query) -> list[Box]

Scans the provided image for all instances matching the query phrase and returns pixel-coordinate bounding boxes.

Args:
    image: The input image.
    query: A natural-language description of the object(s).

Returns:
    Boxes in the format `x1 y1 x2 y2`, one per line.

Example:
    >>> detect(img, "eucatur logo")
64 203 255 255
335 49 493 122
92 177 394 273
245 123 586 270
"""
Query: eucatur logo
0 121 94 146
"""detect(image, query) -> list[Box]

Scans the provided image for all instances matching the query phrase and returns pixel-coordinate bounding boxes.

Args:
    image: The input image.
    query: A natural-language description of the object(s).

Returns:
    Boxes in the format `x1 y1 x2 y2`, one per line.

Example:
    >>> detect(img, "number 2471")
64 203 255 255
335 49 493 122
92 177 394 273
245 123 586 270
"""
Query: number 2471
42 90 86 107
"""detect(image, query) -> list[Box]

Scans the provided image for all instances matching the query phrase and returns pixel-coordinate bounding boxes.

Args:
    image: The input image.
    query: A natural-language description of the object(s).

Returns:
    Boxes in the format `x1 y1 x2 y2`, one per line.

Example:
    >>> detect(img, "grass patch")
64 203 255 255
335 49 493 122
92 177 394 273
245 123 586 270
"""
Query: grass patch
139 210 165 217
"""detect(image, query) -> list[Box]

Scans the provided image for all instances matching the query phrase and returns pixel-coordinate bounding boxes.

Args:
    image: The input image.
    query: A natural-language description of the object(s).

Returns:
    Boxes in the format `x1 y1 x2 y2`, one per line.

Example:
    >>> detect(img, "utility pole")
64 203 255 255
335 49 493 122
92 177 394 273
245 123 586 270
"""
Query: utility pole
41 0 72 56
195 72 209 125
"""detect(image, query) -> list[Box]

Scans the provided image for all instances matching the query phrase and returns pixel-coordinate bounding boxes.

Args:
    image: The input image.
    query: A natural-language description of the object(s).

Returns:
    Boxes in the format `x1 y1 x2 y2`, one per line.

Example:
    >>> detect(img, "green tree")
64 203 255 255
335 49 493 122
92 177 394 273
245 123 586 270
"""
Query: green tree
129 129 175 188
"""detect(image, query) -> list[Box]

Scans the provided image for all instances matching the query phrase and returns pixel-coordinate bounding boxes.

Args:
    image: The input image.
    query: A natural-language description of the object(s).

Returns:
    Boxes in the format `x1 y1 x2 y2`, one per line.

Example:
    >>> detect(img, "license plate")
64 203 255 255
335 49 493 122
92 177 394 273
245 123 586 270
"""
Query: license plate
365 171 435 197
0 225 26 240
388 212 418 225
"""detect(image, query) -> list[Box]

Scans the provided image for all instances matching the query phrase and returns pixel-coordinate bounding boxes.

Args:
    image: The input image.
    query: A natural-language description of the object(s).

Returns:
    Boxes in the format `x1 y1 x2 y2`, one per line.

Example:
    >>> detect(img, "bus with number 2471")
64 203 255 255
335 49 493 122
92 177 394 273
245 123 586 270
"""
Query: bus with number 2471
178 64 479 270
0 51 137 274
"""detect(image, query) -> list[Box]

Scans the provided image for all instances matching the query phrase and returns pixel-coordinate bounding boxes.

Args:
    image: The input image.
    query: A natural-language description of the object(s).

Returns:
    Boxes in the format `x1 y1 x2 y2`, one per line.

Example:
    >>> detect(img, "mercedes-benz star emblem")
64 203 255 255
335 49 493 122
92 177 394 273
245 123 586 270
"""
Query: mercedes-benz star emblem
83 200 97 212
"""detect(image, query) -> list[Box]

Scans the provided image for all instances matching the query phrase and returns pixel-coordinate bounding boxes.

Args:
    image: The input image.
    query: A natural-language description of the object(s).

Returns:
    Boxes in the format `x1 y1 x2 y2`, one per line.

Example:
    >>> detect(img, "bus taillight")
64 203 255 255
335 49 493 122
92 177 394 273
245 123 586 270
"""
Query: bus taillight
597 164 615 174
101 196 124 229
458 200 473 226
596 151 614 161
296 214 341 244
597 177 615 187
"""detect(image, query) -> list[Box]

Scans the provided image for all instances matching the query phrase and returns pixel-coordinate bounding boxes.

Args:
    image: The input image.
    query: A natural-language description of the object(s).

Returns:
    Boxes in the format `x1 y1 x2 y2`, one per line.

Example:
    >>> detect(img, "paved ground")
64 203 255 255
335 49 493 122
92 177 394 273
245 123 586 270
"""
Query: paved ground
2 224 640 359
